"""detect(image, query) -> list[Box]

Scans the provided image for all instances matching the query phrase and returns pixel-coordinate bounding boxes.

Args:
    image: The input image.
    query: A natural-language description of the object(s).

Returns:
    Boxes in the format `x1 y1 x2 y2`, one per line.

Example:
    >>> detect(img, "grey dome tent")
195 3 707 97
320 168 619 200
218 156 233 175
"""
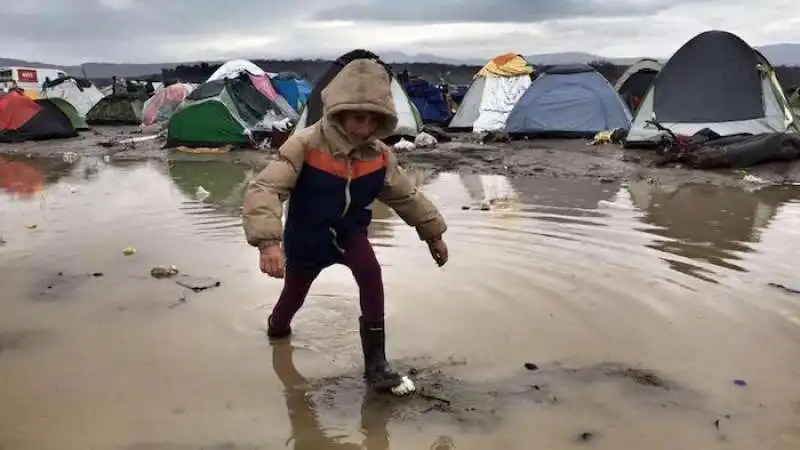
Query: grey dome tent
504 64 632 139
614 58 662 113
625 30 798 147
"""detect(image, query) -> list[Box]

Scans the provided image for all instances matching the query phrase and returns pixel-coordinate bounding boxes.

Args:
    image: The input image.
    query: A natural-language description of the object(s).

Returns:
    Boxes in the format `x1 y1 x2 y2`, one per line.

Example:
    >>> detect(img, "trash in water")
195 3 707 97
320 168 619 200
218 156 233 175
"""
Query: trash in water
122 247 136 256
524 362 538 371
195 185 210 201
27 224 37 229
150 265 179 279
733 379 747 387
174 274 221 292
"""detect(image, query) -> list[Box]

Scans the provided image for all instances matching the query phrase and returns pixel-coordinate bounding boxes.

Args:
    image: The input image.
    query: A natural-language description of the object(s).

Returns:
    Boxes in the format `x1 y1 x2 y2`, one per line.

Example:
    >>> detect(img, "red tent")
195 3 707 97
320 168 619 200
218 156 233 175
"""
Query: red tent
0 91 77 142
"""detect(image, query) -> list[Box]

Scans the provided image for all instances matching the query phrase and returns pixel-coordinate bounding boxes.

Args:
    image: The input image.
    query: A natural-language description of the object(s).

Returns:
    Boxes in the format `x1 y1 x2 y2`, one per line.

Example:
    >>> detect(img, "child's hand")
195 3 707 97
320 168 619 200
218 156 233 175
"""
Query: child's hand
427 237 448 267
260 245 285 278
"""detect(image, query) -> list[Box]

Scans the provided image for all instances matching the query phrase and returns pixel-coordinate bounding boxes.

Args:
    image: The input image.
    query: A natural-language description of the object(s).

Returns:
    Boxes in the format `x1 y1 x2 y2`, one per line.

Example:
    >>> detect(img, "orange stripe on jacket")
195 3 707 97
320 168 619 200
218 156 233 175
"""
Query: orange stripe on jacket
304 148 387 179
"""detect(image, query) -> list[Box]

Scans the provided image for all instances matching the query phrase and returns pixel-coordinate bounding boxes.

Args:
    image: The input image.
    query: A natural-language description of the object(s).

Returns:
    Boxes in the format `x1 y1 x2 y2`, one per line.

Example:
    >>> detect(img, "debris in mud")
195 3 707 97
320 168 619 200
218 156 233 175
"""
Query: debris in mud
605 366 668 388
174 274 221 292
91 272 103 277
524 362 539 371
0 236 5 246
733 379 748 387
27 224 37 229
576 431 596 443
122 246 136 256
150 265 179 279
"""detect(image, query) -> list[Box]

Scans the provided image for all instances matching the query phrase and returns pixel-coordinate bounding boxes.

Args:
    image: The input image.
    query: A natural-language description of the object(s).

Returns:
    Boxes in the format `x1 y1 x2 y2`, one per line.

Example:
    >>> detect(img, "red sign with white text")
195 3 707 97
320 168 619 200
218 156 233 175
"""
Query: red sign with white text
17 69 38 83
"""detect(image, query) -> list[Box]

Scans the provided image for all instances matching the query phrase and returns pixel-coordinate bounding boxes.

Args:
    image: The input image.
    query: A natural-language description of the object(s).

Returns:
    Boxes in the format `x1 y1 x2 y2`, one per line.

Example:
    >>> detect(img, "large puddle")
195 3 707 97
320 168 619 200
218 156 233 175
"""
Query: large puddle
1 155 800 449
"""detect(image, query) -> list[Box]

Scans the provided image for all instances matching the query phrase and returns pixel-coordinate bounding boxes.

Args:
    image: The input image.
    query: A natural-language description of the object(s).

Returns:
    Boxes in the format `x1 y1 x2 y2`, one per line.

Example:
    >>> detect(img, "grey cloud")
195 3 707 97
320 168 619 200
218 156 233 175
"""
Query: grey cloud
314 0 680 23
0 0 335 52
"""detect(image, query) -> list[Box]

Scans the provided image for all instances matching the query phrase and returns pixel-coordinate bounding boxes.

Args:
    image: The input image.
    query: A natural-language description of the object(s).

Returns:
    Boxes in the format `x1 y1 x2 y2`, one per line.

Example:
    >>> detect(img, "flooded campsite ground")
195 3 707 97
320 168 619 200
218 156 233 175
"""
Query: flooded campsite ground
2 130 800 449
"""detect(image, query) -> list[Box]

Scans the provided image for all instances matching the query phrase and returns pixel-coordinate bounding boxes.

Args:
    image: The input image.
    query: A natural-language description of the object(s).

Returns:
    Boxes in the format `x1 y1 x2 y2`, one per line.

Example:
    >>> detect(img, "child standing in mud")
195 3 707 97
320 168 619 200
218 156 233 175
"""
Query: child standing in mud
242 58 449 395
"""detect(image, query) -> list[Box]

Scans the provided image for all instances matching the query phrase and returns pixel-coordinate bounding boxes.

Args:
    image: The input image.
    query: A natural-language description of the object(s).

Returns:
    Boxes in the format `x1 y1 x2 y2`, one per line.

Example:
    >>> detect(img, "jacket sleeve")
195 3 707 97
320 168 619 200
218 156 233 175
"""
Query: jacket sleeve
378 149 447 241
241 136 306 249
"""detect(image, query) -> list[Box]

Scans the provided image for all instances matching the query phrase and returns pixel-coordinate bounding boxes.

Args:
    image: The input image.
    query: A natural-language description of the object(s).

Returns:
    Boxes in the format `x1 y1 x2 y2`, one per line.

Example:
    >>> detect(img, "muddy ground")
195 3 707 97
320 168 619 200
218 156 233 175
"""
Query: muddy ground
3 126 800 449
3 126 800 189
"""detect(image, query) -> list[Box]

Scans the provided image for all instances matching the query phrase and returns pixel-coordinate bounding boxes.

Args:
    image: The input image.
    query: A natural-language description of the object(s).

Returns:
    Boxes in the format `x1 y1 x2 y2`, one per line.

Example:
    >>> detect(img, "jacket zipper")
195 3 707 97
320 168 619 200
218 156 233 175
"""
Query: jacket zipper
342 158 352 217
330 157 352 255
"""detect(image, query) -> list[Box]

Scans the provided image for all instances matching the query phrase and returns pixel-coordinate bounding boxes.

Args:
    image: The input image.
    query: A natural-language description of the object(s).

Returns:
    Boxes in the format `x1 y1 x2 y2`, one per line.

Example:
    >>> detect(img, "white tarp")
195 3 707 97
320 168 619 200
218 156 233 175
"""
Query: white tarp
207 60 266 82
472 75 531 133
44 79 104 118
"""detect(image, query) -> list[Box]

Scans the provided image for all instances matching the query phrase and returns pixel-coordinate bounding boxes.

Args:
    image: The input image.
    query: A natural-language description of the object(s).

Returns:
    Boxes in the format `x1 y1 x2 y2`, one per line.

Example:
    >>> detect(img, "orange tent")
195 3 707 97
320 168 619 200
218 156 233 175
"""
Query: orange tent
0 91 43 131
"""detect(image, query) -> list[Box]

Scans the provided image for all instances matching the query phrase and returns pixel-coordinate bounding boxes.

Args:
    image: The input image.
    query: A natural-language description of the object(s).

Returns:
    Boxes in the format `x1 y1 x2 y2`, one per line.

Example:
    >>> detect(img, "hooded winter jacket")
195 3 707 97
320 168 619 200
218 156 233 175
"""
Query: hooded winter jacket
242 59 447 270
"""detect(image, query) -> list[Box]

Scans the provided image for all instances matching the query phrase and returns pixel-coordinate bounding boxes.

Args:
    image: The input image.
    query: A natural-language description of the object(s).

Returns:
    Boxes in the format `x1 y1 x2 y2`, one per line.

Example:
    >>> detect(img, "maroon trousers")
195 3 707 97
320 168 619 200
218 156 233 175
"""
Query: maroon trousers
270 231 385 325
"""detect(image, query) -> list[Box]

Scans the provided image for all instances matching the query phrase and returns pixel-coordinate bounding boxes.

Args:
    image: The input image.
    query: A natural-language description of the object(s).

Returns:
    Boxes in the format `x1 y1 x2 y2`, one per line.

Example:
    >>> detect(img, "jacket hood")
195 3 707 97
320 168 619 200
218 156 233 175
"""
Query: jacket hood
321 59 398 155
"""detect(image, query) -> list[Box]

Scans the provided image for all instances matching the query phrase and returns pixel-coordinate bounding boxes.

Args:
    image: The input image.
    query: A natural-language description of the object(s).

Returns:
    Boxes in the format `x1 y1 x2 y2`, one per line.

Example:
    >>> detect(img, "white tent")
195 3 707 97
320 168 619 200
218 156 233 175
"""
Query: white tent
614 58 663 91
43 77 104 118
448 53 535 133
207 60 266 82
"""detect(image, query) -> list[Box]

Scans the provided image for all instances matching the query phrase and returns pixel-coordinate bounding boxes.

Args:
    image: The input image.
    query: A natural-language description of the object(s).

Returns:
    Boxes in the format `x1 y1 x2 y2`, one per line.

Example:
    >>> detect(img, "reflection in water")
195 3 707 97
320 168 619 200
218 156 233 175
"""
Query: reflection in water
627 181 800 282
0 155 73 197
1 157 800 449
169 160 251 214
272 342 394 450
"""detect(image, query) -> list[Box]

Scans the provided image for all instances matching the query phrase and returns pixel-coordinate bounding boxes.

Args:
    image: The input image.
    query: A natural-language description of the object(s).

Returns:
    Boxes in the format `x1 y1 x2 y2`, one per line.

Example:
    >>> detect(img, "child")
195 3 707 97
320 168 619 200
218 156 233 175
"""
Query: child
242 58 449 394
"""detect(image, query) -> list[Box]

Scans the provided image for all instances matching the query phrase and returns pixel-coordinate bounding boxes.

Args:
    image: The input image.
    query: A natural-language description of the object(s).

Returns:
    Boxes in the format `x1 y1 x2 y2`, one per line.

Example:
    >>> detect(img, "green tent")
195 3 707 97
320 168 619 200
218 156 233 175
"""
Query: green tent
45 97 89 130
86 95 144 125
166 76 297 148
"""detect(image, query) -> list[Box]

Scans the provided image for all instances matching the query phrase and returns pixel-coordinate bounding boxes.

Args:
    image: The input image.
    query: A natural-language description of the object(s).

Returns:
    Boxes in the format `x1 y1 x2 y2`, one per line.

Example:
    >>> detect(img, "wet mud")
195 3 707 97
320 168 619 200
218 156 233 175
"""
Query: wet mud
2 138 800 449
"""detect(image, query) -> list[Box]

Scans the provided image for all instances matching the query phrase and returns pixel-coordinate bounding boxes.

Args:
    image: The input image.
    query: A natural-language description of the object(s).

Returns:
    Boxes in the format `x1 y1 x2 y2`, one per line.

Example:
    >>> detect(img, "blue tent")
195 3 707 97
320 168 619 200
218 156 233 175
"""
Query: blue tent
270 73 313 113
505 64 632 138
404 78 451 124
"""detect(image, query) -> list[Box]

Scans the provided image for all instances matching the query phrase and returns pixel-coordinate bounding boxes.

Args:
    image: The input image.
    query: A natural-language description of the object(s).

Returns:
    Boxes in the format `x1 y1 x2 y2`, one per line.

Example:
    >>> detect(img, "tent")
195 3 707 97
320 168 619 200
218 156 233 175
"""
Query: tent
291 49 423 139
44 97 89 130
0 92 78 142
614 58 662 112
626 30 798 147
269 72 312 113
141 83 194 126
166 73 298 148
86 95 145 125
404 78 451 124
448 53 535 132
505 64 632 138
208 59 298 116
42 76 104 118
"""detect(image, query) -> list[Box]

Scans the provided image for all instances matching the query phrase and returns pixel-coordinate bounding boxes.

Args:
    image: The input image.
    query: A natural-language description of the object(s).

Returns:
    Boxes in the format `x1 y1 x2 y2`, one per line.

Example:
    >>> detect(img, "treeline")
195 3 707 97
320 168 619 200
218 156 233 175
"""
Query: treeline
94 58 800 90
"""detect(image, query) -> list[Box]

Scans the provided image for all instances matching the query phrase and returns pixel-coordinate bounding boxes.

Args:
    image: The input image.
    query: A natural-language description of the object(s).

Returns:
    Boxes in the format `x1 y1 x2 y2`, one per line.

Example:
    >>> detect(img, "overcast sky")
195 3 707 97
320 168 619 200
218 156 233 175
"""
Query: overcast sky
2 0 798 64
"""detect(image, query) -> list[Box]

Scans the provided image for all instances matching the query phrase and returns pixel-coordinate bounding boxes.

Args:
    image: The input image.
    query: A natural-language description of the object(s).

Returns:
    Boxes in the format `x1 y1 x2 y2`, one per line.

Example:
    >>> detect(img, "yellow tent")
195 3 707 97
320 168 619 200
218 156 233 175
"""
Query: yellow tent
476 53 535 78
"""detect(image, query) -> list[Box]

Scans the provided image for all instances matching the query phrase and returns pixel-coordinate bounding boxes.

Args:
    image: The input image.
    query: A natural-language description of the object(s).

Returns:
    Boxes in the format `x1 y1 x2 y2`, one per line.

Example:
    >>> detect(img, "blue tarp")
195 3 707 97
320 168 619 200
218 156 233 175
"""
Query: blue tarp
271 75 312 113
505 65 632 138
404 78 451 124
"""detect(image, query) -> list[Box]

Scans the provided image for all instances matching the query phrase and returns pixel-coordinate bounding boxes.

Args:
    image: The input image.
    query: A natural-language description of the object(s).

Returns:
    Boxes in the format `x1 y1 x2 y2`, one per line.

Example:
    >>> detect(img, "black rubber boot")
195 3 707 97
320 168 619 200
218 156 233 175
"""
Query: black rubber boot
267 314 291 340
359 317 403 391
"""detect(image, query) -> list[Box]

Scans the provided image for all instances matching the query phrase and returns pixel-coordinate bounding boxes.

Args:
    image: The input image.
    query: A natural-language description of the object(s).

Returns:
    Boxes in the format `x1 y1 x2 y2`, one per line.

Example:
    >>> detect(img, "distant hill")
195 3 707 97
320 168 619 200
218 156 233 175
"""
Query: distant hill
1 43 798 82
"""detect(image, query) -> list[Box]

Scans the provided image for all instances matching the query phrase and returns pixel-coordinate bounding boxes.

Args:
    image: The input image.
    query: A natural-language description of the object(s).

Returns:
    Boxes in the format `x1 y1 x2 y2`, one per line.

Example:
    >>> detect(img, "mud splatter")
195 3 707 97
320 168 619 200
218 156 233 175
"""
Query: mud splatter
0 330 50 354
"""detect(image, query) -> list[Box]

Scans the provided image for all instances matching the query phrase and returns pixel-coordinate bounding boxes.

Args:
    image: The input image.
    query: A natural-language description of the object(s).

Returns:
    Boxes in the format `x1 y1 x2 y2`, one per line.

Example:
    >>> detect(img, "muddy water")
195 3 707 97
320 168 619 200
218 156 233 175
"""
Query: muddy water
1 156 800 449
